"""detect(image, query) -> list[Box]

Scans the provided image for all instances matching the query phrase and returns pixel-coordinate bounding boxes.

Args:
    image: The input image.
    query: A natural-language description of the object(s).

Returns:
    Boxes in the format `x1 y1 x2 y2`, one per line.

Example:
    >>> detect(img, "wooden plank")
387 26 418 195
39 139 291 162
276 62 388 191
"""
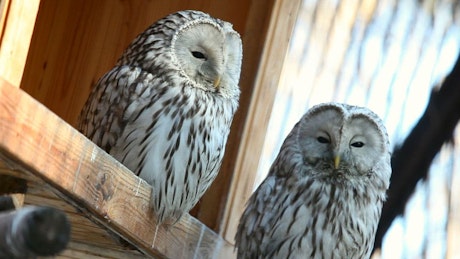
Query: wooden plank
60 242 147 259
0 77 234 258
0 0 39 86
220 0 302 243
0 0 11 38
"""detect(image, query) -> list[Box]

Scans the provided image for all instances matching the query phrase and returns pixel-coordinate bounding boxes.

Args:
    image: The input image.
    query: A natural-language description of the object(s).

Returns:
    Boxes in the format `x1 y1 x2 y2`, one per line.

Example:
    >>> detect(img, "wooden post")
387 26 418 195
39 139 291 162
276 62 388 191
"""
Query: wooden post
0 0 40 86
221 0 302 243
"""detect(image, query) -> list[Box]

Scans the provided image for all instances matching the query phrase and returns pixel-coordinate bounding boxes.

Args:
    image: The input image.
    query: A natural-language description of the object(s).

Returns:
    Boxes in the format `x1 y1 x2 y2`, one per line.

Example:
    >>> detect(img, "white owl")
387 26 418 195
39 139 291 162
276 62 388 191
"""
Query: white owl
78 10 242 225
236 103 391 258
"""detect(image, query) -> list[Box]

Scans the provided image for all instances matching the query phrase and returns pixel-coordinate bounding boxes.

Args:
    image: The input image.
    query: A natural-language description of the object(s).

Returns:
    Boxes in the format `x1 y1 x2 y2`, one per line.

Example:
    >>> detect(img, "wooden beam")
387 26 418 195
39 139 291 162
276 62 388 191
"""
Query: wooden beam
220 0 302 243
0 77 234 258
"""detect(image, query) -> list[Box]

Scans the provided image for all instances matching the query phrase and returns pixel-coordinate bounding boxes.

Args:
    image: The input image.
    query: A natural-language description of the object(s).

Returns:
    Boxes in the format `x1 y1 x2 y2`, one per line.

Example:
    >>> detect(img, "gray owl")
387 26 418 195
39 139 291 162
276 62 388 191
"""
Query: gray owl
235 103 391 259
78 10 242 225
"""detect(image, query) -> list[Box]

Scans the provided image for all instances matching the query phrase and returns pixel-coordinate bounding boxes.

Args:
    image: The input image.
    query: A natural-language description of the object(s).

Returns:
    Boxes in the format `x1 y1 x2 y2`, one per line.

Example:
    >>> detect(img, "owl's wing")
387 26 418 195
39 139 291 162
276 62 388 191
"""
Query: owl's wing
78 65 158 153
236 174 287 257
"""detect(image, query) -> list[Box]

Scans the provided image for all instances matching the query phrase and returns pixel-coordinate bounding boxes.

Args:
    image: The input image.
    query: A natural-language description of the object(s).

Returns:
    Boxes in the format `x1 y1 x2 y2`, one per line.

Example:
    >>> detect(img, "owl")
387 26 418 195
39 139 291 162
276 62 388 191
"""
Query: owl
235 103 391 259
78 10 242 225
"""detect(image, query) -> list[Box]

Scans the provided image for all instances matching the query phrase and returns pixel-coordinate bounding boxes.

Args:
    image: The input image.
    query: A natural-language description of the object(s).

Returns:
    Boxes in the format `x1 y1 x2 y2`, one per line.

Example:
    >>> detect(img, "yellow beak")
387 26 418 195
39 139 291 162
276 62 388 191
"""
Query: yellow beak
213 75 221 88
334 156 340 169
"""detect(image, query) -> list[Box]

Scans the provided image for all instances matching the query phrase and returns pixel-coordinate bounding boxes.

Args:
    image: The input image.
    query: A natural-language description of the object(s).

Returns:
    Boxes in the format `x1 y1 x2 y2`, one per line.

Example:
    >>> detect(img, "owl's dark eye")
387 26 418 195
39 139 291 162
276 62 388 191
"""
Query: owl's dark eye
351 141 364 148
191 51 207 60
317 136 330 144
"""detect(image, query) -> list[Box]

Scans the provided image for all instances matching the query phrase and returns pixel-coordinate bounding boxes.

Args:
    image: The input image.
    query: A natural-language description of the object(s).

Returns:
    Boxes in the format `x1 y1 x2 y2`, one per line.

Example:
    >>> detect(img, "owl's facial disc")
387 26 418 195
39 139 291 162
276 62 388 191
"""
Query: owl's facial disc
298 108 375 180
173 22 225 91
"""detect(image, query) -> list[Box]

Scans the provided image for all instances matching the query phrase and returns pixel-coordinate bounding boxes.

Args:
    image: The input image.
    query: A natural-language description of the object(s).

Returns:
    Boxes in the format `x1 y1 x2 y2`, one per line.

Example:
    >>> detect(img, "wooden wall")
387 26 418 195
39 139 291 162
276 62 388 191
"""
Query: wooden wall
20 0 250 125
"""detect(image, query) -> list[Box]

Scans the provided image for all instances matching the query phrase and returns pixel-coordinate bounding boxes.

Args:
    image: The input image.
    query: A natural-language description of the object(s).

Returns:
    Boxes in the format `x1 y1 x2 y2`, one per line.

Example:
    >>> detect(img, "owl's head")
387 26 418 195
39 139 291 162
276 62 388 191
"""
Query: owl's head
282 103 391 187
118 10 242 99
170 11 242 99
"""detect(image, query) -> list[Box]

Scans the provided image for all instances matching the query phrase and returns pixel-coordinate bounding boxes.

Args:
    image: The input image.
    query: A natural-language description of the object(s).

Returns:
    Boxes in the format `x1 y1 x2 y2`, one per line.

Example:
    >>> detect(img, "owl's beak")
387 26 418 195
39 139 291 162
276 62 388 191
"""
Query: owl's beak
334 156 341 169
213 75 221 89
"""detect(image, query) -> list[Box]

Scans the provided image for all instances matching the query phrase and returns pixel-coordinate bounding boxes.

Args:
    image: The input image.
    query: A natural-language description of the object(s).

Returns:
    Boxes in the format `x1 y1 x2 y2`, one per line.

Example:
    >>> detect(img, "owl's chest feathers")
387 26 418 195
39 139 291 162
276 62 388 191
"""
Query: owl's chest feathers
131 84 236 182
120 84 237 222
290 168 384 220
155 84 237 139
269 174 383 258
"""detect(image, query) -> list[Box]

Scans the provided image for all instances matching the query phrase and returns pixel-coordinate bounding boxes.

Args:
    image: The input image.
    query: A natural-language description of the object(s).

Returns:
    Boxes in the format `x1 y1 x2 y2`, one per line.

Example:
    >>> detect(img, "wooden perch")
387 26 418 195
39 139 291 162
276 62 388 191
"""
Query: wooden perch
0 77 234 258
0 206 70 258
373 52 460 251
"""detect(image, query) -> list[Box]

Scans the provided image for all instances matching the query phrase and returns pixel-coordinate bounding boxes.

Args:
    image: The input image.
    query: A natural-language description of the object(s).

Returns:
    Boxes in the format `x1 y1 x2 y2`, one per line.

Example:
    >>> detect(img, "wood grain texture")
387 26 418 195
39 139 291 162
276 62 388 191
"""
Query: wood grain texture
0 0 10 37
0 78 234 258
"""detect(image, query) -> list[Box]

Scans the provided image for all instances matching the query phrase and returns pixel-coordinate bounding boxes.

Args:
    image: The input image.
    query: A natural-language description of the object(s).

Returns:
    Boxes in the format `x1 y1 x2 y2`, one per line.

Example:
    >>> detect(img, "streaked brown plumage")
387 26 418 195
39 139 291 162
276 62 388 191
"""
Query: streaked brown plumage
236 103 391 258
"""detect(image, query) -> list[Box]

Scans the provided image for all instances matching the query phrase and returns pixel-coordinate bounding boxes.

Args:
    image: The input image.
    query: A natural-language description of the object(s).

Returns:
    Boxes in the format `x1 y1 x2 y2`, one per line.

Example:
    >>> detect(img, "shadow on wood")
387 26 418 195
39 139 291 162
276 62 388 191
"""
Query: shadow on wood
0 175 27 195
0 196 15 212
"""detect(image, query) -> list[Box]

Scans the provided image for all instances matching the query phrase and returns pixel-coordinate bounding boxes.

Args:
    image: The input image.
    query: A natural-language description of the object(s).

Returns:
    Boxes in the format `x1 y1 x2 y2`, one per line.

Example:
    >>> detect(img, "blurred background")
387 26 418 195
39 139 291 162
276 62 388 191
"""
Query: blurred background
255 0 460 258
